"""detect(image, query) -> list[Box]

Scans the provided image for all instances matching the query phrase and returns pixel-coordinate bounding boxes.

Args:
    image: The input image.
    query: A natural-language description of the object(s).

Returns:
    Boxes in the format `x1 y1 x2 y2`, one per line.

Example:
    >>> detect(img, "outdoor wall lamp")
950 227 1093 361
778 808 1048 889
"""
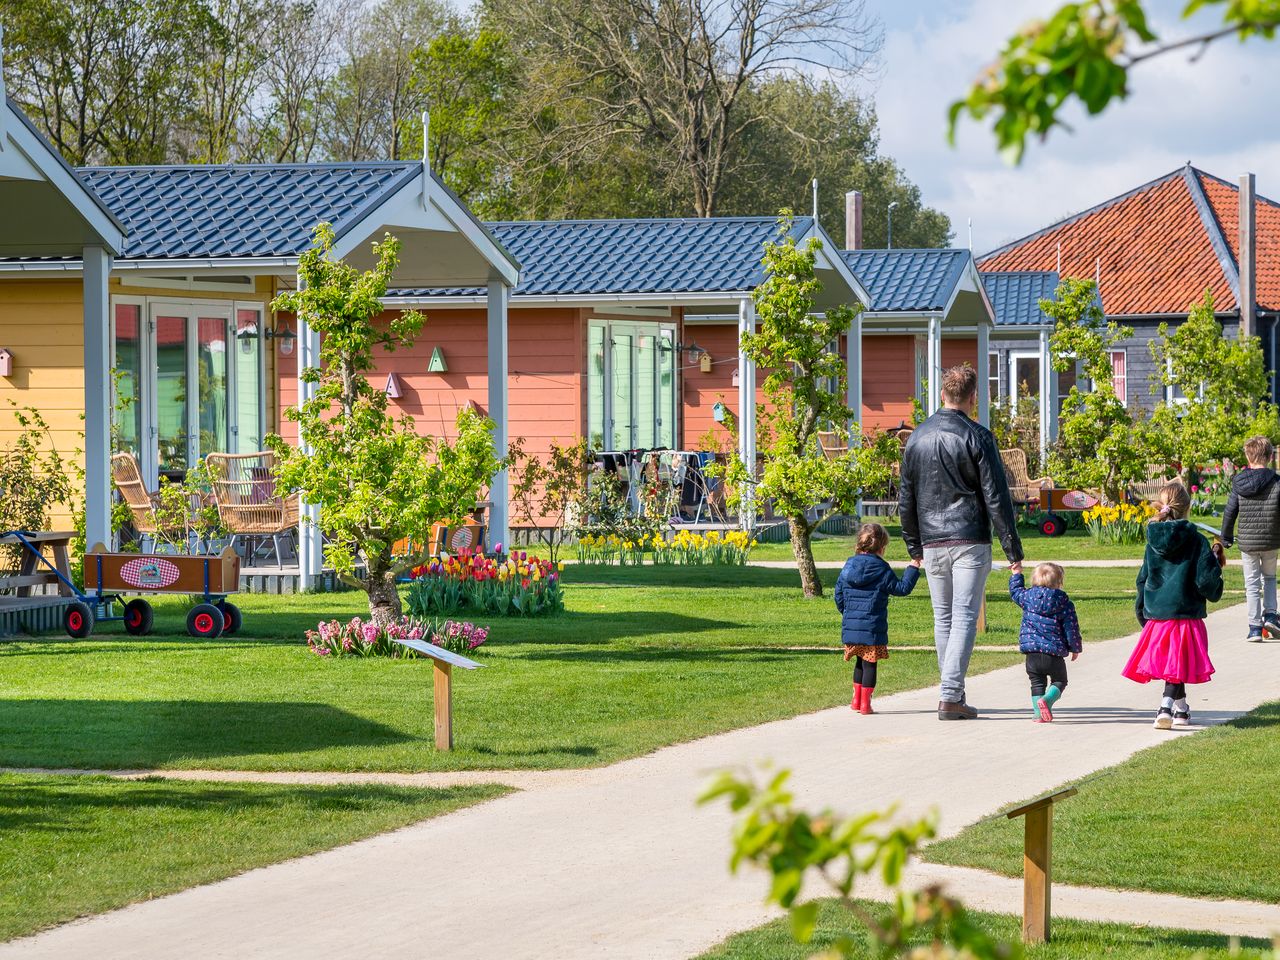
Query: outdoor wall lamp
235 322 258 355
264 322 297 356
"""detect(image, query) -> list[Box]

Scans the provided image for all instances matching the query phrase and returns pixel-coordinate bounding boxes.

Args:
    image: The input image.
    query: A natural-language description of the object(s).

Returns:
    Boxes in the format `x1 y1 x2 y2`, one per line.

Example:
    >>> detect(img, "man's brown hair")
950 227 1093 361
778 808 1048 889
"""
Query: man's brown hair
856 522 889 555
1244 435 1275 466
941 364 979 406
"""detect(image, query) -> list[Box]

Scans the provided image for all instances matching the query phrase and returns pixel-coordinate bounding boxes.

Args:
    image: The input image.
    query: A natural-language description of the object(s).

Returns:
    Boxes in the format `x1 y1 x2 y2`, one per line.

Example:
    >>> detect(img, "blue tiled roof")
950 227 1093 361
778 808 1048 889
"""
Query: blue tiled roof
839 249 969 312
397 217 812 297
980 270 1060 326
77 162 422 259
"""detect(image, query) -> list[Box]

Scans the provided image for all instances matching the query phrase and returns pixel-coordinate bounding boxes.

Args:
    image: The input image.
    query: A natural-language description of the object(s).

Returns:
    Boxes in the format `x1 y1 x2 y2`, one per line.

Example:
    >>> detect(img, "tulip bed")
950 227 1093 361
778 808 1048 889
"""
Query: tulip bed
405 548 565 617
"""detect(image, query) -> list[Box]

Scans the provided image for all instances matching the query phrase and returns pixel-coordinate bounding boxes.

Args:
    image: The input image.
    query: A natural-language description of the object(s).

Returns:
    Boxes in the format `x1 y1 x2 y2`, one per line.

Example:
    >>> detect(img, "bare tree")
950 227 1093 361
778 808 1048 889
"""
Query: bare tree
493 0 881 216
184 0 273 162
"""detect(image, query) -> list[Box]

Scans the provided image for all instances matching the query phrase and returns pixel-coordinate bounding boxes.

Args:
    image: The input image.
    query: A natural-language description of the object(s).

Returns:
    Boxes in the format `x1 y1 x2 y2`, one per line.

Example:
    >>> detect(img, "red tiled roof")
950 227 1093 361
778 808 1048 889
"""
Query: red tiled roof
978 165 1280 316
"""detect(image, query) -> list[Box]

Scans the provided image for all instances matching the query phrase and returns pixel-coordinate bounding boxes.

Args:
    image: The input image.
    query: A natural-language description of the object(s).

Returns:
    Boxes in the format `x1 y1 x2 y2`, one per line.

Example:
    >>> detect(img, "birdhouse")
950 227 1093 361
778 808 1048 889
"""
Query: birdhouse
0 349 12 378
713 401 727 423
428 347 448 373
699 351 712 373
384 373 402 399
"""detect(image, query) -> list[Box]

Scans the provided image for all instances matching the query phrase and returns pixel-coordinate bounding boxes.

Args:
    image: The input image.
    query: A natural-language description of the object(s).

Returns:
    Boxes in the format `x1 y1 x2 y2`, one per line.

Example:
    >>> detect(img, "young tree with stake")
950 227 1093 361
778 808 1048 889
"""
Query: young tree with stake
267 224 503 625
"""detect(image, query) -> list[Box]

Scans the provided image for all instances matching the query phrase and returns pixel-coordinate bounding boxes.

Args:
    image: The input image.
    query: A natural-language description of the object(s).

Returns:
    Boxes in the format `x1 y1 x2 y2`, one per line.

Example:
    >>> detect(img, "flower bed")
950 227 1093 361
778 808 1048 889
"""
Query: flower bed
1082 501 1158 545
406 548 564 617
305 616 488 658
577 529 756 566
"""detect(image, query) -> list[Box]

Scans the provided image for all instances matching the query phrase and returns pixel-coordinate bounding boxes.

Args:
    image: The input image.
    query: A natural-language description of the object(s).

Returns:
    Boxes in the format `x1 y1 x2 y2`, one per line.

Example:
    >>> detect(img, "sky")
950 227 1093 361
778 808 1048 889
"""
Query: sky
866 0 1280 253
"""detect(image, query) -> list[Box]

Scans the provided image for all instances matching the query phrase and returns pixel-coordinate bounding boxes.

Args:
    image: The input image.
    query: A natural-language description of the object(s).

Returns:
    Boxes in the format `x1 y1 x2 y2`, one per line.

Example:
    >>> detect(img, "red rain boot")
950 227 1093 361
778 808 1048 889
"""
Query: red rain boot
851 682 863 711
858 685 875 715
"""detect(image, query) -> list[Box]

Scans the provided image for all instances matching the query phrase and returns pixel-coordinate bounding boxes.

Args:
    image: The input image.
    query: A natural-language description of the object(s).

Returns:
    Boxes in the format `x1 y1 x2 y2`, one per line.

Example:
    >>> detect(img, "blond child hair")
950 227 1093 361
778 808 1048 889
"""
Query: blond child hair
1031 562 1064 590
856 522 889 555
1157 480 1192 521
1244 435 1275 467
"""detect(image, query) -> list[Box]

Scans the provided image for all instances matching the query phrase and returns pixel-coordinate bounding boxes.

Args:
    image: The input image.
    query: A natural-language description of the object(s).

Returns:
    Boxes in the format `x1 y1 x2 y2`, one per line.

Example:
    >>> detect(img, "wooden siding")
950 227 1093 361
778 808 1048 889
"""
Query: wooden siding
862 335 918 432
681 322 759 451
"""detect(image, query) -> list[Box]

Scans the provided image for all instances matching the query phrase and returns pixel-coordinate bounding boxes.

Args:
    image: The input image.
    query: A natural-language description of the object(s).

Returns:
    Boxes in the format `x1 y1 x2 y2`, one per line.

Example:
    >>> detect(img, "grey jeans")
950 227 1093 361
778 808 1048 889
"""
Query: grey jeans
1241 549 1278 626
923 543 993 703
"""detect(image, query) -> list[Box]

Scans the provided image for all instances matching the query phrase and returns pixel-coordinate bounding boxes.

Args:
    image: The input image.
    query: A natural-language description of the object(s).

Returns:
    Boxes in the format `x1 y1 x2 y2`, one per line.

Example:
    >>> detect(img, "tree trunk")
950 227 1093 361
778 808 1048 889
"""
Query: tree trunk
365 567 402 627
790 514 822 598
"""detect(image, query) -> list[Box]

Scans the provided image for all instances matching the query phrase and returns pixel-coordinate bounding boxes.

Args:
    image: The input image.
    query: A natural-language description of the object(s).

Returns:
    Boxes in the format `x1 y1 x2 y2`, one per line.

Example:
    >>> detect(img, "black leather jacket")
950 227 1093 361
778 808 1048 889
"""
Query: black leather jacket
898 408 1023 562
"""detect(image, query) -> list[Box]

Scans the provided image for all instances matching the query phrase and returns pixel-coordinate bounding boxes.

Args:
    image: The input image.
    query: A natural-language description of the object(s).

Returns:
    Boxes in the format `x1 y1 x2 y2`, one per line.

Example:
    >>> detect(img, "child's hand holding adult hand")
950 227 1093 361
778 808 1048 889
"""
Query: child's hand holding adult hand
1009 561 1022 575
909 557 922 568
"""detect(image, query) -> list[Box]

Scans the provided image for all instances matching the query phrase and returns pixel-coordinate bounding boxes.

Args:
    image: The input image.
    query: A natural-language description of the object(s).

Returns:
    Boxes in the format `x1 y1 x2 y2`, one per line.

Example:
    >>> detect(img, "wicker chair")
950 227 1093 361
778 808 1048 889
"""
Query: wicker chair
111 452 159 538
205 452 299 566
1130 464 1177 503
1000 448 1052 510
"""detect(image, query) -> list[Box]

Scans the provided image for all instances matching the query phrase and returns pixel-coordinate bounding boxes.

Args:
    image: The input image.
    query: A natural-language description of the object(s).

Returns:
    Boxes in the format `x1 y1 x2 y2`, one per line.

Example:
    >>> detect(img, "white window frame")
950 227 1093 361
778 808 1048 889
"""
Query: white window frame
1007 349 1041 409
988 350 1002 404
1109 349 1128 406
588 318 680 451
1164 356 1204 406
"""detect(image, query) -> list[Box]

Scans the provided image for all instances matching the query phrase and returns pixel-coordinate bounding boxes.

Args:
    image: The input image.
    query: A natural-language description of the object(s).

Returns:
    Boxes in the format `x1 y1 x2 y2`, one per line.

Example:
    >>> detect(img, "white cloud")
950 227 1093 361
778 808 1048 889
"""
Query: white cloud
867 0 1280 252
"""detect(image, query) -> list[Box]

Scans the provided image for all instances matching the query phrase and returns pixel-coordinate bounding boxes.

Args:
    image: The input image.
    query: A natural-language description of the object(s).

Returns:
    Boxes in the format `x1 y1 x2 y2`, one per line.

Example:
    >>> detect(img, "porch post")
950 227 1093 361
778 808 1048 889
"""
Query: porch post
82 245 113 549
296 295 322 589
1038 328 1051 466
927 314 942 414
487 279 510 549
738 297 757 529
847 313 863 435
976 320 990 427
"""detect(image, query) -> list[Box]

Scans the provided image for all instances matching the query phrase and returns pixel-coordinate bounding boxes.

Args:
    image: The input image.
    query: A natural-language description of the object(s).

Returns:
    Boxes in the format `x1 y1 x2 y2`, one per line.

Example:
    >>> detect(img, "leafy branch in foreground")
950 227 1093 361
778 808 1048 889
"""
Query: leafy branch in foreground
699 767 1020 959
949 0 1280 163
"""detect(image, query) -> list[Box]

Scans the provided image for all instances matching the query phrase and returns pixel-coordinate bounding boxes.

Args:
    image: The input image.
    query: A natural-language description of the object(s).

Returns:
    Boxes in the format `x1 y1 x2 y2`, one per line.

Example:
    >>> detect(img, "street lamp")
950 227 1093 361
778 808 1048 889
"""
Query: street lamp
887 201 899 249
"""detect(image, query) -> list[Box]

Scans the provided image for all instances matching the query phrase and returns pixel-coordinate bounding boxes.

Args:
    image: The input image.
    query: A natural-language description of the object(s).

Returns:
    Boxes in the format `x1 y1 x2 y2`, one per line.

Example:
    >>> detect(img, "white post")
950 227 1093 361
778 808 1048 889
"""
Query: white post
296 286 322 588
977 320 990 427
847 313 863 434
738 297 757 529
82 245 113 549
1038 328 1051 466
927 315 942 414
487 280 510 549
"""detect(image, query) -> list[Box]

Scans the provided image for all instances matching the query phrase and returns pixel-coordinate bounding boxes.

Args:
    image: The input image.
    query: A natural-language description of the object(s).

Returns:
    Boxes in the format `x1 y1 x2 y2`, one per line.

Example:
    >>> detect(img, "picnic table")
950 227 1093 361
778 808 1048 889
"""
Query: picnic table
0 531 75 597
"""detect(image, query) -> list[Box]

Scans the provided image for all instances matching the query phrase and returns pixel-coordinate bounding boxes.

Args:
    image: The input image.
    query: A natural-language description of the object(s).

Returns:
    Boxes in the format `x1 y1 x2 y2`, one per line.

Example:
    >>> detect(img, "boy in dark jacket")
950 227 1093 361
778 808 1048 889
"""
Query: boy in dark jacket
1009 561 1082 722
1221 435 1280 641
835 523 921 715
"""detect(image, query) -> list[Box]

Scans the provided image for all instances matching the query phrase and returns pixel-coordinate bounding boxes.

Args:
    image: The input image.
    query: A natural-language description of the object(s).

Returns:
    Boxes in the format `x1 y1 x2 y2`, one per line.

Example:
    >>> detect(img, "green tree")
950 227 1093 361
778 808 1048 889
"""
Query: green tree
1146 290 1280 477
267 224 502 625
950 0 1280 163
727 216 890 599
1042 277 1149 502
699 766 1021 959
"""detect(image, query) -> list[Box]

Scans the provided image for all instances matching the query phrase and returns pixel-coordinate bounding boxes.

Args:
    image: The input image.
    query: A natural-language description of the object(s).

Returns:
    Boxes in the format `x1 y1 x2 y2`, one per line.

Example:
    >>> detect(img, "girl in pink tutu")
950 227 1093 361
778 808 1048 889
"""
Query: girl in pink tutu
1124 480 1225 729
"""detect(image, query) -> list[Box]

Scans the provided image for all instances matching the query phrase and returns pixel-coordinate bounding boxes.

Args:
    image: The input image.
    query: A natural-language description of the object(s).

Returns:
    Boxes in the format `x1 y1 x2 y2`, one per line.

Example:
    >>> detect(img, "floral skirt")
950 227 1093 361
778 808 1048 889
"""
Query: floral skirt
843 644 889 663
1122 618 1214 685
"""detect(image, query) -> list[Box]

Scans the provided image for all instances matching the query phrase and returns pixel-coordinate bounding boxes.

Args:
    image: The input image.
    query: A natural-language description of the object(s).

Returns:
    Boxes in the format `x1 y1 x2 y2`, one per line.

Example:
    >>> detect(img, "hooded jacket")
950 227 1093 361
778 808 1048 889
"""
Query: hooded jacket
897 408 1024 563
1221 467 1280 553
1009 574 1083 657
1135 520 1224 624
834 553 920 646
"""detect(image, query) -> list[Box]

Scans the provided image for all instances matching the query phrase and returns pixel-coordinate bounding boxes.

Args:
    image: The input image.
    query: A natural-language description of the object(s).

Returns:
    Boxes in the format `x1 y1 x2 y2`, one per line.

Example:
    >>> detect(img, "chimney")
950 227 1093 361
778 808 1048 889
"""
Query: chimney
1240 173 1257 339
844 190 863 250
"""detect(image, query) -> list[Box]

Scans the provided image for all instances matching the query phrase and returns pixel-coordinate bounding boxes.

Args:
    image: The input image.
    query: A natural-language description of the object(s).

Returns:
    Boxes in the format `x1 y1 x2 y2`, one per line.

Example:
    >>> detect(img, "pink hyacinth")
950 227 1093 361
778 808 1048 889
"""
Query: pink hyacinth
362 623 380 643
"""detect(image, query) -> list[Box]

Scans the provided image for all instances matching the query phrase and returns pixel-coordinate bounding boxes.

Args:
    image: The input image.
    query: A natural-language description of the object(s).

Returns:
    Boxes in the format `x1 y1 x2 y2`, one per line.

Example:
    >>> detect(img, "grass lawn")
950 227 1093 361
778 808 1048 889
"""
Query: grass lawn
0 773 505 942
695 899 1273 959
749 516 1230 564
0 567 1236 773
924 701 1280 903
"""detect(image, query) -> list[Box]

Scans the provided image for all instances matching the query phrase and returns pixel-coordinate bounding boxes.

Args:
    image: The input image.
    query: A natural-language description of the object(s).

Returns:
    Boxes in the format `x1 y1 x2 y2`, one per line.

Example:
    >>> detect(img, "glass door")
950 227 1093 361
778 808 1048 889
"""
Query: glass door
112 302 145 465
609 327 634 449
235 307 264 450
196 314 230 461
588 319 679 452
154 311 191 481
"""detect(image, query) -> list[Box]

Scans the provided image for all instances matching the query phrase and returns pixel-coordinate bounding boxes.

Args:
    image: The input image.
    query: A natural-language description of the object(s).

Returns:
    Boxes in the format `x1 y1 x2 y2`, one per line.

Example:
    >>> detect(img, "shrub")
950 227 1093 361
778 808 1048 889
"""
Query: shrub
0 405 75 573
405 548 564 617
304 615 489 658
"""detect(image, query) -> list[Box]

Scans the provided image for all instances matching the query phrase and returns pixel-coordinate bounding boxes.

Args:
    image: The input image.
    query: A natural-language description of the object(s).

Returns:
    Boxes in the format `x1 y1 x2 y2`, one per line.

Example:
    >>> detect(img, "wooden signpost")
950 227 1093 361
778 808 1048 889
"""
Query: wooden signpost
1005 786 1077 944
392 637 483 750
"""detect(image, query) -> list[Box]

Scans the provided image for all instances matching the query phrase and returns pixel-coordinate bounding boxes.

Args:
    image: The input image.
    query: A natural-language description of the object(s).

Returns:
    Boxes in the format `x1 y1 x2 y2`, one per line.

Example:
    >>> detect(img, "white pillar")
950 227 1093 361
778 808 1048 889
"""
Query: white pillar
82 245 113 549
296 290 322 588
487 280 510 549
737 297 757 529
847 313 863 436
926 315 942 414
976 320 990 427
1038 328 1051 466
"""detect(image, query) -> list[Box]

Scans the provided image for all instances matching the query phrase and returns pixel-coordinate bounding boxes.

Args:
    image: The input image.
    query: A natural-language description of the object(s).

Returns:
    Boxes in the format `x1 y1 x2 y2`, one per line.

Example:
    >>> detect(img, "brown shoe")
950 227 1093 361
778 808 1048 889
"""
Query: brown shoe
938 699 978 720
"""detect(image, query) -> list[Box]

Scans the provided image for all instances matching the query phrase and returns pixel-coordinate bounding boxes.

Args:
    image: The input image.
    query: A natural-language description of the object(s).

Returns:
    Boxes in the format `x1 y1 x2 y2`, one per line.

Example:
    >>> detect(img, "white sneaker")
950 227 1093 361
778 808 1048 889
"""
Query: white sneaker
1153 708 1174 730
1172 710 1191 727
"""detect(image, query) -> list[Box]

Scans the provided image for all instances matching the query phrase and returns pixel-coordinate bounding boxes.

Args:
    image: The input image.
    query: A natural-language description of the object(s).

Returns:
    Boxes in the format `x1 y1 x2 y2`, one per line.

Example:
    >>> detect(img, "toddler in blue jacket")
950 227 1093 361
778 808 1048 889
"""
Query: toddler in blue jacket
1009 561 1083 722
835 523 921 715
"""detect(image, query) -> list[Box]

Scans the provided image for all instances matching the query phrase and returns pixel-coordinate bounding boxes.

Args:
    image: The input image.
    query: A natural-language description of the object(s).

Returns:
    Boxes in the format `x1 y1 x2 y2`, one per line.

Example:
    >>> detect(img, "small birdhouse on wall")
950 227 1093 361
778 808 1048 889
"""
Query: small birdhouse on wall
384 373 402 399
428 347 448 373
0 349 13 378
699 351 712 373
712 401 727 423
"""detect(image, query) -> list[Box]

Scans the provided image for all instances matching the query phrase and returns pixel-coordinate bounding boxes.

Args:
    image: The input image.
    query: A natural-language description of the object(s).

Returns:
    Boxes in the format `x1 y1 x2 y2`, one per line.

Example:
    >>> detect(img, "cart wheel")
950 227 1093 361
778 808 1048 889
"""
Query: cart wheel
1039 514 1065 537
122 598 154 636
217 601 242 636
187 603 225 639
64 601 95 639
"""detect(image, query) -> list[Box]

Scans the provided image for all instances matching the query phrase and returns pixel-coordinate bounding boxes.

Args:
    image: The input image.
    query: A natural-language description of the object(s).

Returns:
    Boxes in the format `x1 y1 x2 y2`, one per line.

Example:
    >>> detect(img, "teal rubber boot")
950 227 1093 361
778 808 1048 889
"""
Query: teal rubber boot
1043 685 1063 707
1031 695 1044 720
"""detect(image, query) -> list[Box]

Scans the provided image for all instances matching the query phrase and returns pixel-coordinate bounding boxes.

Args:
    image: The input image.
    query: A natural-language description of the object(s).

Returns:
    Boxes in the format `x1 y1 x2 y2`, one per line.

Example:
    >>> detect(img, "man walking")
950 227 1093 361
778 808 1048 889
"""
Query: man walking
899 365 1023 719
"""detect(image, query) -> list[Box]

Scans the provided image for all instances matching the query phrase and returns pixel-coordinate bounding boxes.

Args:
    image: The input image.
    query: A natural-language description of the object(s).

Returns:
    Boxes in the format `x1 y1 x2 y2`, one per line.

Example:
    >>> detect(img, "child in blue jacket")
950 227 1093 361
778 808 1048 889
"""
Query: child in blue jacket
1009 561 1083 722
835 523 921 715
